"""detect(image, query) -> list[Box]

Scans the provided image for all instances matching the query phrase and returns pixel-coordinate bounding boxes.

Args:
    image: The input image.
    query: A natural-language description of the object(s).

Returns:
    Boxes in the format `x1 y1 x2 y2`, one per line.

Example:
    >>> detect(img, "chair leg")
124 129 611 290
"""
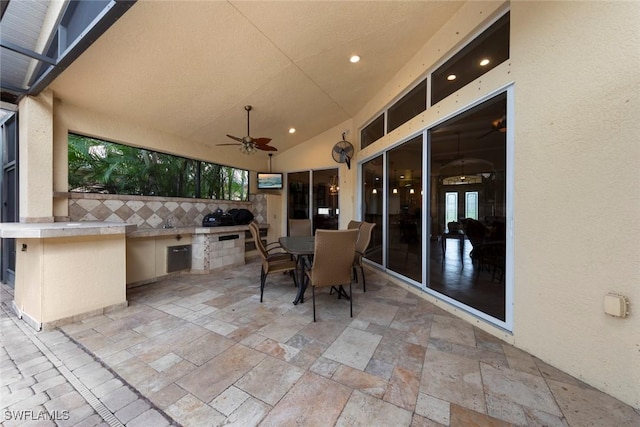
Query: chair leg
360 266 366 292
312 286 316 322
349 282 353 318
260 267 266 302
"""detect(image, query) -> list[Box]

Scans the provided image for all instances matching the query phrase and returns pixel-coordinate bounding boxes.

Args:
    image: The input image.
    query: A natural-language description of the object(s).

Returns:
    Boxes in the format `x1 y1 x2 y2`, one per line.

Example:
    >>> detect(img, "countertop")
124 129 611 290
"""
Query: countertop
0 221 135 239
0 222 269 239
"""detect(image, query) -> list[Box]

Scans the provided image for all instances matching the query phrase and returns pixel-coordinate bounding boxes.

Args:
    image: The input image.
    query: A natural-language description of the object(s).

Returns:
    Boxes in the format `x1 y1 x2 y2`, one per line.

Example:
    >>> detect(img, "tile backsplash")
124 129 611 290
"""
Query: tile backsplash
65 192 267 228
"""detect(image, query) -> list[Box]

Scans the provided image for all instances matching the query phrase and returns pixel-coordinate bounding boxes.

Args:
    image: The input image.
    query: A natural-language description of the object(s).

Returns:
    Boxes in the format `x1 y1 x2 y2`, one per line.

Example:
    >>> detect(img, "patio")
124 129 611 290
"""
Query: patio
1 259 638 426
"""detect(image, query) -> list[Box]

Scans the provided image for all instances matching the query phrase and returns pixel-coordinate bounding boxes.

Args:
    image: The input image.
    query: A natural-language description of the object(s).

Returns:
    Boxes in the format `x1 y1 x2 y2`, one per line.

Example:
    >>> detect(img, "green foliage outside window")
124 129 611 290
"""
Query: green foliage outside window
68 134 248 201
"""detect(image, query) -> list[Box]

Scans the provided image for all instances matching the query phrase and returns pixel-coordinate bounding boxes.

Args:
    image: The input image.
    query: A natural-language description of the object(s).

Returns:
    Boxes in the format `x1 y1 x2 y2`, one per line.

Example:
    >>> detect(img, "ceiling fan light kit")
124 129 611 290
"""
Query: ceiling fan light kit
218 105 277 154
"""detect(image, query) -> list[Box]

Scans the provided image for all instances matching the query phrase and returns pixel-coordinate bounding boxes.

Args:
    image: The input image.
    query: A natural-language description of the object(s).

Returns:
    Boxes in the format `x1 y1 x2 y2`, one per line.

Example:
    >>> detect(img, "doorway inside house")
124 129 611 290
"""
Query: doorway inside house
1 113 18 287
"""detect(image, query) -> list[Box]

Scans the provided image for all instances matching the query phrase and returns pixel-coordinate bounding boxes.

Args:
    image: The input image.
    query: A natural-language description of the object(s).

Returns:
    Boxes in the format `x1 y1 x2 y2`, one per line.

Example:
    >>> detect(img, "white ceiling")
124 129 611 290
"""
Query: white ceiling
48 1 464 155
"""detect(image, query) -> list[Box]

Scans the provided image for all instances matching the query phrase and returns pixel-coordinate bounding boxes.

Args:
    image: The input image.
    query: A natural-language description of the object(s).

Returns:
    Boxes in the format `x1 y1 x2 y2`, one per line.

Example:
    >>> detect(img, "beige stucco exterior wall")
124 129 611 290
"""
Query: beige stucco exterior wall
510 0 640 409
14 234 126 326
18 0 637 407
19 90 54 222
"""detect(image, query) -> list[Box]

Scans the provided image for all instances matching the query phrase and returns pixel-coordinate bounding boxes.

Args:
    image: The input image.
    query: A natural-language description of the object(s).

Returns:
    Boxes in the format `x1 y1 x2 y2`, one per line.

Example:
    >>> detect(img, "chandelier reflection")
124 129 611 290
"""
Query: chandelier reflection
329 176 339 195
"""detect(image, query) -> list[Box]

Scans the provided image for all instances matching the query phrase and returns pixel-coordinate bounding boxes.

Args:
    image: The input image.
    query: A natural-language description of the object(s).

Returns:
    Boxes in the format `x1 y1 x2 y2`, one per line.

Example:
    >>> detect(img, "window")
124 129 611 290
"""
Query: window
358 12 509 149
360 114 384 149
445 192 458 230
431 12 510 105
68 134 249 200
465 191 478 219
387 79 427 133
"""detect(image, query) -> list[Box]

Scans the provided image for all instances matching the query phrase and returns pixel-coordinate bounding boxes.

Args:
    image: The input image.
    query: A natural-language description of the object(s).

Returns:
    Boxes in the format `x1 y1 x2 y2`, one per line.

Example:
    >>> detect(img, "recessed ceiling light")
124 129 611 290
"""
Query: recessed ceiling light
288 128 296 134
349 55 360 63
447 74 456 81
480 58 490 66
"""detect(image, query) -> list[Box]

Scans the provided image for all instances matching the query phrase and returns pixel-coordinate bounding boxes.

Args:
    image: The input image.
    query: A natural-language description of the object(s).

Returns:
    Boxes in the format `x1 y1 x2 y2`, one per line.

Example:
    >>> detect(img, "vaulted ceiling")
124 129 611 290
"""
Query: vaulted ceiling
42 1 464 155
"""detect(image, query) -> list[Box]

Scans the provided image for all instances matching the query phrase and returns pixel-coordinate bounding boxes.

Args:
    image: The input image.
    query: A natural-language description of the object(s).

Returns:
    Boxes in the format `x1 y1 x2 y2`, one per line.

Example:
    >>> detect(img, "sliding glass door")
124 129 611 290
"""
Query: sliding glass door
387 135 423 283
428 93 507 321
287 168 339 234
359 91 509 324
361 156 384 265
311 169 339 233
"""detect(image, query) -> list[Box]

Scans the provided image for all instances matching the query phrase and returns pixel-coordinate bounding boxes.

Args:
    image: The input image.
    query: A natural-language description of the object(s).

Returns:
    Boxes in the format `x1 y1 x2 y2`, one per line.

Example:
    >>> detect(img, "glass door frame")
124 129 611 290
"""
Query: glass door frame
287 167 340 234
357 85 514 331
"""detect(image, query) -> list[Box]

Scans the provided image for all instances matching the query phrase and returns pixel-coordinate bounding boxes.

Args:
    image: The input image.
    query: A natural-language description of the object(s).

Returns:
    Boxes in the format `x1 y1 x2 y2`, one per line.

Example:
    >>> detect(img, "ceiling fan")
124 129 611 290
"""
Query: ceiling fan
217 105 277 153
477 115 507 139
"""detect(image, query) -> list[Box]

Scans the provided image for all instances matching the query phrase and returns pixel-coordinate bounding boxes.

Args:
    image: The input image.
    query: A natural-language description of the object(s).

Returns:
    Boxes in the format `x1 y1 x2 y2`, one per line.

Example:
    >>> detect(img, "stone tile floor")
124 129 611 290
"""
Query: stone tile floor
1 259 639 426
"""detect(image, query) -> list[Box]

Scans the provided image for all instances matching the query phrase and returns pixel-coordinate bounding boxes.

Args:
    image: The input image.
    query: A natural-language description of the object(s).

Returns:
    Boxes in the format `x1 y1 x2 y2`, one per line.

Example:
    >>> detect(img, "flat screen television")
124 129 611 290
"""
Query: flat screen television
257 172 283 189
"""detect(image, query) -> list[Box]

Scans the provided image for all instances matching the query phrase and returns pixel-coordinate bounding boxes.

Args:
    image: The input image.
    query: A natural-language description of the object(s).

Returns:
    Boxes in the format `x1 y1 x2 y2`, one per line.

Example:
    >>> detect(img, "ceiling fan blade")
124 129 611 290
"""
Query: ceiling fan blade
253 137 272 145
477 128 496 139
216 143 242 146
226 134 243 142
257 145 277 152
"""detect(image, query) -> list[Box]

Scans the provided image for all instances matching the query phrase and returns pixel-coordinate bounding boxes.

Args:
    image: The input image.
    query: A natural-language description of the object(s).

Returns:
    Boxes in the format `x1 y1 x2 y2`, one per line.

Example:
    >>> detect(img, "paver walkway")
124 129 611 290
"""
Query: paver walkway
0 285 175 426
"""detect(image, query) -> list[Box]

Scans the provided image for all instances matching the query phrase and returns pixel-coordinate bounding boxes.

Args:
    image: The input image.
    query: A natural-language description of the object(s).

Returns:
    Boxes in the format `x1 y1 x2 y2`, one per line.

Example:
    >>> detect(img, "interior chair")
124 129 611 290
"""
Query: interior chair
306 229 358 322
460 218 505 281
249 222 298 302
459 218 488 259
347 220 362 230
353 221 375 292
288 218 312 236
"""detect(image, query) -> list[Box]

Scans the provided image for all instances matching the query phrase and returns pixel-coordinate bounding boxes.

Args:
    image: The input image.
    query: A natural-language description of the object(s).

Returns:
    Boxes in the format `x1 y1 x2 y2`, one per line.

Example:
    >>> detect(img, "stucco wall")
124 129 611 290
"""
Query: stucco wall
510 0 640 409
19 91 54 222
14 234 127 326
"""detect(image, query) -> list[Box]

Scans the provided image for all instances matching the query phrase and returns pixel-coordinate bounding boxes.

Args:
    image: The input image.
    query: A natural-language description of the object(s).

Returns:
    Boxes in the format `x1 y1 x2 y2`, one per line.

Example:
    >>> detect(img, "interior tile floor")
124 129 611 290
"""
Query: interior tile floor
2 259 639 426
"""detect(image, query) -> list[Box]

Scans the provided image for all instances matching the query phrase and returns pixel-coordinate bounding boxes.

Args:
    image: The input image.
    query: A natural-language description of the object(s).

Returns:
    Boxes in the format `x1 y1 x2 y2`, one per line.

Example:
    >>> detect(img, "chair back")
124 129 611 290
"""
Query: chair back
311 229 358 288
248 221 268 260
355 221 375 254
347 220 362 230
289 218 312 236
460 218 487 248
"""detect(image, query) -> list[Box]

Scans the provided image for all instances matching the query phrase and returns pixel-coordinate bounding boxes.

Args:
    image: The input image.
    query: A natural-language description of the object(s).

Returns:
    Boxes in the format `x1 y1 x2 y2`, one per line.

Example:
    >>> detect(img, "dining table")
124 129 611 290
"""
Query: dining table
278 236 314 304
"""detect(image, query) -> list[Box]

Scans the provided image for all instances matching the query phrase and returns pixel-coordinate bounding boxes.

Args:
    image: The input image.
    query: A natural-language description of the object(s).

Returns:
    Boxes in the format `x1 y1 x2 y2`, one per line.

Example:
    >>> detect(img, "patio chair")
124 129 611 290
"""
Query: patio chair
353 221 375 292
249 222 298 302
249 221 286 256
347 220 362 229
306 229 358 322
288 218 312 236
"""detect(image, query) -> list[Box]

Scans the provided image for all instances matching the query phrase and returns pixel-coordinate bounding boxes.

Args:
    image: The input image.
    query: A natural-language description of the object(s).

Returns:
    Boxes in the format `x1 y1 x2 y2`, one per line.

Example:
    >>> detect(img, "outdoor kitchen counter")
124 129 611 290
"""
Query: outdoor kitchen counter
124 224 269 285
0 221 131 330
0 221 134 238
